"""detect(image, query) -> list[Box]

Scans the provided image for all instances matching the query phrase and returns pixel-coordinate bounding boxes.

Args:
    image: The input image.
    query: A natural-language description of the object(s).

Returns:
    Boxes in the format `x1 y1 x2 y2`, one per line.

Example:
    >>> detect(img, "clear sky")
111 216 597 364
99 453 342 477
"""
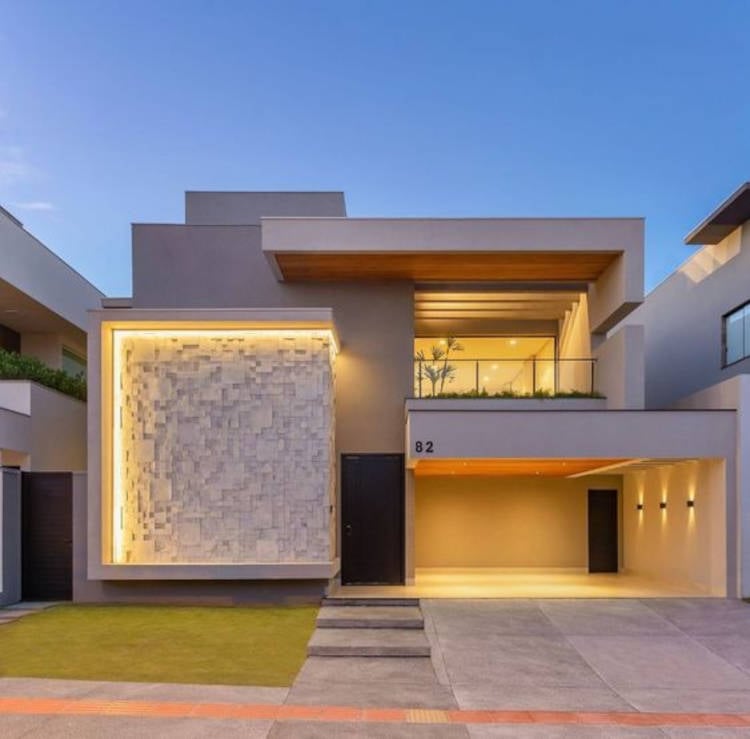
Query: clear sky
1 0 748 296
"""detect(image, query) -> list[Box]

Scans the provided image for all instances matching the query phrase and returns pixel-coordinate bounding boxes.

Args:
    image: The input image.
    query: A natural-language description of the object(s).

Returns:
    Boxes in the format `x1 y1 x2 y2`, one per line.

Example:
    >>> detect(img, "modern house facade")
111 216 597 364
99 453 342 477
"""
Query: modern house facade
0 205 103 605
627 182 750 599
74 190 739 603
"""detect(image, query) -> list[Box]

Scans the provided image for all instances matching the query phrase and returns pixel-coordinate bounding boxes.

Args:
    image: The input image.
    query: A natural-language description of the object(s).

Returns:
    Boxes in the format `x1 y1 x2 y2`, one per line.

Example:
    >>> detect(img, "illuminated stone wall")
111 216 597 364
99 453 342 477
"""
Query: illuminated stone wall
115 331 335 564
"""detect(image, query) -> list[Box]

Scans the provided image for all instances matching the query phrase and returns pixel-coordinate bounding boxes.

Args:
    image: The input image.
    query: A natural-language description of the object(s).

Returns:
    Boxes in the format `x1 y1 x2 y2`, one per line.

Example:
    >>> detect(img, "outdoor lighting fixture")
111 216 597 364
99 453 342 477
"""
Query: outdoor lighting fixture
687 500 695 508
660 501 667 509
636 503 644 510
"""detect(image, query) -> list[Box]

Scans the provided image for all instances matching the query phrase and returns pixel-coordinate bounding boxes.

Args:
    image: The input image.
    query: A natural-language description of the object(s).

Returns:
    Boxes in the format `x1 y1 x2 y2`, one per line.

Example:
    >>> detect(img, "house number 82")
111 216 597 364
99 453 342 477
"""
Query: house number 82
415 441 434 453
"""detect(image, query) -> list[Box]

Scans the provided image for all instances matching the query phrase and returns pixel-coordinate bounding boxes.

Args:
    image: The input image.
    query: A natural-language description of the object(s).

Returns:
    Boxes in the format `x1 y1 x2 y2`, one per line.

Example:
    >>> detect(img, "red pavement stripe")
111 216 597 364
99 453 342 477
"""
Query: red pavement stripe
0 697 749 727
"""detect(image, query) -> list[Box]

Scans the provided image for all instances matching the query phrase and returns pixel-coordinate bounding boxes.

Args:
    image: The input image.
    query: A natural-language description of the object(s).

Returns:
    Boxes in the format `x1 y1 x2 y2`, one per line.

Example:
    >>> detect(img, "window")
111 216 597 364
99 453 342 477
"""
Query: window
62 347 86 378
723 302 750 366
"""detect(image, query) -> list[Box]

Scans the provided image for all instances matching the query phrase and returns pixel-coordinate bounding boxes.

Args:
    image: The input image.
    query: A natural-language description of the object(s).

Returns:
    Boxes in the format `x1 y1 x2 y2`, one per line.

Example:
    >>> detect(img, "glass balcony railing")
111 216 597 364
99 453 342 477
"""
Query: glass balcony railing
413 358 597 398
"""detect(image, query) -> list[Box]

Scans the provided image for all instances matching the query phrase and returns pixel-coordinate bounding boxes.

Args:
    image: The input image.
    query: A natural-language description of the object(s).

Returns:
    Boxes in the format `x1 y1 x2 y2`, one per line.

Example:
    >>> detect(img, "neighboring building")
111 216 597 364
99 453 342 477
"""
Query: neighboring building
0 205 103 605
629 182 750 598
77 190 736 603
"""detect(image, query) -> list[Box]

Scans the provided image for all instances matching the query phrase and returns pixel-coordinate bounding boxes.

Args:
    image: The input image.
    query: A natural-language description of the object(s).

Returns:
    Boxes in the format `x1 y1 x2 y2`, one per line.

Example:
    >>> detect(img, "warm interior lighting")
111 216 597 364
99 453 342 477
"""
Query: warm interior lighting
109 326 337 565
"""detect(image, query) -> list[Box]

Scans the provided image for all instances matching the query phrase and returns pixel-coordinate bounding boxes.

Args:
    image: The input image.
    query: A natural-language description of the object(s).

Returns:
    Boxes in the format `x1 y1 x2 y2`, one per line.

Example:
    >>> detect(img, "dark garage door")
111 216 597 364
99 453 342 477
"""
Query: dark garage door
22 472 73 600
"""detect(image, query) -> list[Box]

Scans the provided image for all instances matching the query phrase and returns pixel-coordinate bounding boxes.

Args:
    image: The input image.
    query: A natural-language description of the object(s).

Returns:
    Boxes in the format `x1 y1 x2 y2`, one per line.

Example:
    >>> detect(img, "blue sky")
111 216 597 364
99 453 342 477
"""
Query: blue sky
1 0 748 296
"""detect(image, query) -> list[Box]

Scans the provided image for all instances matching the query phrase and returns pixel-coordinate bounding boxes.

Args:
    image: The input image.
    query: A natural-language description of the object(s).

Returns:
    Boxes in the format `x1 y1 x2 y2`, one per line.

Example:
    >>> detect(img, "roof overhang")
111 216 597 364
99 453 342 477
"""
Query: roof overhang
685 183 750 245
261 217 643 283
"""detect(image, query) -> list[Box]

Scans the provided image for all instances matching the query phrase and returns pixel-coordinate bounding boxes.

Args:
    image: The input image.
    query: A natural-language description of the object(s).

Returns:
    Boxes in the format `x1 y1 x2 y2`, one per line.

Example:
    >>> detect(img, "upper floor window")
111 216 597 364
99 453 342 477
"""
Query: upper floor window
723 302 750 366
62 347 86 378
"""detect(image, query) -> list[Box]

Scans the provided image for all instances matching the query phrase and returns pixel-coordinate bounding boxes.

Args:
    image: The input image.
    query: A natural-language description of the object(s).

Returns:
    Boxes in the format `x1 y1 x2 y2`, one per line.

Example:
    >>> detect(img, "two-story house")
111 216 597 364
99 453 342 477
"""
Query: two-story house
0 205 103 605
74 190 737 603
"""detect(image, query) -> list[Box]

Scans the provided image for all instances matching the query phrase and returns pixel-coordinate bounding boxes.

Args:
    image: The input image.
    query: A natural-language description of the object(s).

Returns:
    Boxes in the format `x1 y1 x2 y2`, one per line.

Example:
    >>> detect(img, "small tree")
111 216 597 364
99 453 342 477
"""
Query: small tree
438 336 463 393
414 337 463 397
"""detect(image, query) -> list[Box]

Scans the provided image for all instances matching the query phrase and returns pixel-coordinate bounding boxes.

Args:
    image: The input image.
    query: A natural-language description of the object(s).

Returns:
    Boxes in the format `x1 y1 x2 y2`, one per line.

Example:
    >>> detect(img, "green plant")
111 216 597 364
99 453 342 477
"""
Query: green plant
426 389 605 400
414 337 463 396
0 348 87 401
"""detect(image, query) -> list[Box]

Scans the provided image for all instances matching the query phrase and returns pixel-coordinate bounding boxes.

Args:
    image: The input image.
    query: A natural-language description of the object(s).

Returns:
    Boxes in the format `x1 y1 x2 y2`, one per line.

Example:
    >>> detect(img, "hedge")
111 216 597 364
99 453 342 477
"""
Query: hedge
0 348 86 401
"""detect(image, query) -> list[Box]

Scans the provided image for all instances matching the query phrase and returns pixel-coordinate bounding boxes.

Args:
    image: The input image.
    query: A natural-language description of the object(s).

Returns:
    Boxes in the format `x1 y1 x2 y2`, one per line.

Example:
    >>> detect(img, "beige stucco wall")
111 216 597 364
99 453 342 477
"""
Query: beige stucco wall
113 330 335 566
558 293 592 393
593 324 645 409
622 460 726 595
415 475 621 568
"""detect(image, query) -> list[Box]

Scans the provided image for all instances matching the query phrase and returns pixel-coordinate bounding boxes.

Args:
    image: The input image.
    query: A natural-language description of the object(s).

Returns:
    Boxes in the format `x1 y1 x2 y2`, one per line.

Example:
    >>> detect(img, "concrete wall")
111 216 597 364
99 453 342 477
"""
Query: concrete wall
0 382 85 472
0 208 103 332
415 475 621 568
406 405 735 464
593 324 645 409
630 224 750 409
623 460 726 596
675 375 750 597
558 293 592 393
29 384 86 471
0 469 21 606
185 191 346 225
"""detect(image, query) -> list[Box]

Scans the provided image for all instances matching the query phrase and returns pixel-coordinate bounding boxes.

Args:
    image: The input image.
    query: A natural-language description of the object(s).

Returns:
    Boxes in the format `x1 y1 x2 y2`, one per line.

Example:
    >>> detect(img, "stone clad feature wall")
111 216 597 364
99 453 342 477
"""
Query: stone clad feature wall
115 331 335 565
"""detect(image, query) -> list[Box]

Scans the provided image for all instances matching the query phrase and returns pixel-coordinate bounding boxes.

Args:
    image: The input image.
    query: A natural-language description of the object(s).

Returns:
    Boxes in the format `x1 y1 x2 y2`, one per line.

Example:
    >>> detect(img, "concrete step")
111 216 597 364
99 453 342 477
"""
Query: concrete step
322 597 420 607
307 628 431 657
317 605 423 630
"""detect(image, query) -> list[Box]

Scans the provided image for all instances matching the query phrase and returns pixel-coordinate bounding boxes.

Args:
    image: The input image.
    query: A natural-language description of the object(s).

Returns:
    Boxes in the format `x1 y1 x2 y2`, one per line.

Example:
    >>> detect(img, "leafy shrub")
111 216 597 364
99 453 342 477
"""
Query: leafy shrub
425 388 604 400
0 348 86 401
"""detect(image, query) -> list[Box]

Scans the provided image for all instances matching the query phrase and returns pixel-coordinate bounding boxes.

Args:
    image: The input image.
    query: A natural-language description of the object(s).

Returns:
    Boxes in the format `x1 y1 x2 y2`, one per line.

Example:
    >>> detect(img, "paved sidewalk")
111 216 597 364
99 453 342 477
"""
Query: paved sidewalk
2 690 750 737
0 602 60 625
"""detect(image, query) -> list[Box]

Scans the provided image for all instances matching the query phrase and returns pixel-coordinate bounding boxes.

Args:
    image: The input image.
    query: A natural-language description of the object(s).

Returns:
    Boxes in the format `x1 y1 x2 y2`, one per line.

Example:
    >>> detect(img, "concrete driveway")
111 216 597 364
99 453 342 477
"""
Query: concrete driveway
424 598 750 716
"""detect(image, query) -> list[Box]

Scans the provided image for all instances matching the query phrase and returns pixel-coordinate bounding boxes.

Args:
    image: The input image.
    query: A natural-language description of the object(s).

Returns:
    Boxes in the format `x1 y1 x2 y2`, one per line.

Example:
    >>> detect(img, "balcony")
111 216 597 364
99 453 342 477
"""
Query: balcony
413 357 598 398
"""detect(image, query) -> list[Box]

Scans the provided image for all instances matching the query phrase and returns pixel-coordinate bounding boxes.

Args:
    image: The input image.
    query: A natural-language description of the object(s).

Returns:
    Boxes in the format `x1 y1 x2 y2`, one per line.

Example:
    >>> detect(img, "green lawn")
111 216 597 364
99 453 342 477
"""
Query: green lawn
0 604 318 686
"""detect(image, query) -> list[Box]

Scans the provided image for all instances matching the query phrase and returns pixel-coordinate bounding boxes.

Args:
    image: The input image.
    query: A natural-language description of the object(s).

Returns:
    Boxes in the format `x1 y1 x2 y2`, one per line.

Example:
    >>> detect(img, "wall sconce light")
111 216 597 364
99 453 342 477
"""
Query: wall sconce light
636 503 644 511
687 500 695 508
660 501 667 510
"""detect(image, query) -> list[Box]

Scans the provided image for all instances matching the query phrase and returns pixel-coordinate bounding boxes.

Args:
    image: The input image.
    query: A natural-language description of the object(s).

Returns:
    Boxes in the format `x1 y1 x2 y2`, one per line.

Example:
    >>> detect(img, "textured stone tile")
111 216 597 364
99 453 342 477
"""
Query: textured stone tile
117 332 335 565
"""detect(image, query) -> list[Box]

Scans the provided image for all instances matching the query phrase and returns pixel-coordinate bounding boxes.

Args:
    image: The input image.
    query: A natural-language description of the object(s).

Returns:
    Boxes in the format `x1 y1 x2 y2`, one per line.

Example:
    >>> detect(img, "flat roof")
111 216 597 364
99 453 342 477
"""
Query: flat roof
685 182 750 245
261 217 643 283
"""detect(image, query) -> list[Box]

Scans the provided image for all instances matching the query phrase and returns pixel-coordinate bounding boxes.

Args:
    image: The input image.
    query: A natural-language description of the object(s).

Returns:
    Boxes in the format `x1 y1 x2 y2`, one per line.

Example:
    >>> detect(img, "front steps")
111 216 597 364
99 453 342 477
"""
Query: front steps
307 598 430 657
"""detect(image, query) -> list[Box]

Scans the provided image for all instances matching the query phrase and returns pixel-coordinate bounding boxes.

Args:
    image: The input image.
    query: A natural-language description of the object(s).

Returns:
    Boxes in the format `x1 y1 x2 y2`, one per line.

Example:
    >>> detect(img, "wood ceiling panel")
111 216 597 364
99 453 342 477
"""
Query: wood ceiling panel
414 458 629 478
416 291 582 302
415 301 575 311
276 252 619 282
415 310 569 320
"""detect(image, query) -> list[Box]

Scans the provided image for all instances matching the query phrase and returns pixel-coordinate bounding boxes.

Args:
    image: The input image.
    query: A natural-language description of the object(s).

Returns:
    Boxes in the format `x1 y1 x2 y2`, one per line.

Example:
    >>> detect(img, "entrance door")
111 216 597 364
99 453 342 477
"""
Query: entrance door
341 454 404 585
21 472 73 600
588 489 618 573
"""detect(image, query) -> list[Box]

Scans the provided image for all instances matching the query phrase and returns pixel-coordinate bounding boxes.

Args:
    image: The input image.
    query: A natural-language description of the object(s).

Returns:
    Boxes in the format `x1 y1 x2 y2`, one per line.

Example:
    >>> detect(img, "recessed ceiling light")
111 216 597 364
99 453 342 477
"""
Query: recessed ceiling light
491 364 498 370
509 339 517 346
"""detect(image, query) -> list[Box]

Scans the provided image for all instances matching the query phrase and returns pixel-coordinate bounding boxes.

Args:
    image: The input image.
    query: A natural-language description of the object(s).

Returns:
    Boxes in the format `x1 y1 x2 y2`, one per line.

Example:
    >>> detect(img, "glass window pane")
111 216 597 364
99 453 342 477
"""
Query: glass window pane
726 309 744 364
744 307 750 362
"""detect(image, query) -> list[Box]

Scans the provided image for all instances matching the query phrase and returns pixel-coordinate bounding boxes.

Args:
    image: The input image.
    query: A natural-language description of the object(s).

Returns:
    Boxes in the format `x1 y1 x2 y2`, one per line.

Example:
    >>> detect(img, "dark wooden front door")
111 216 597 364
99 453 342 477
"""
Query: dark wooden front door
22 472 73 600
341 454 404 585
588 489 618 573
